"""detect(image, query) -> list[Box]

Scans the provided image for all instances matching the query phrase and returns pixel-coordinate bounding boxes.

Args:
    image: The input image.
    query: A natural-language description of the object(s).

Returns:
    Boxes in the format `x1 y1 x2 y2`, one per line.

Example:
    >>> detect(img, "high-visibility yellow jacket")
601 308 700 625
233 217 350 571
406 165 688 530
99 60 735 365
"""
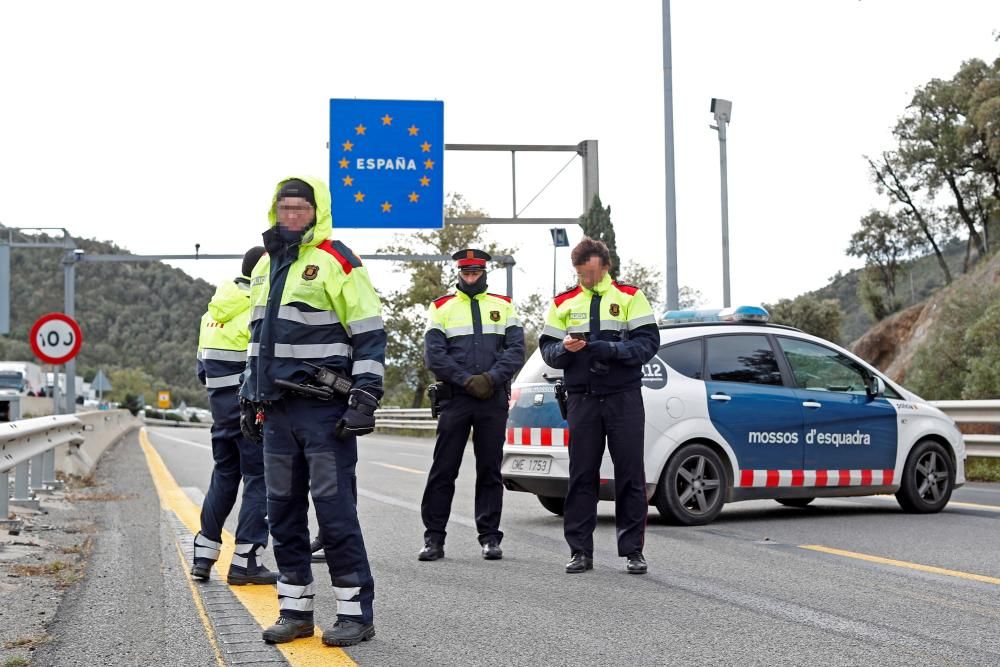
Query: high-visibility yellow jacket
240 175 386 402
424 290 525 390
538 273 659 395
197 278 251 393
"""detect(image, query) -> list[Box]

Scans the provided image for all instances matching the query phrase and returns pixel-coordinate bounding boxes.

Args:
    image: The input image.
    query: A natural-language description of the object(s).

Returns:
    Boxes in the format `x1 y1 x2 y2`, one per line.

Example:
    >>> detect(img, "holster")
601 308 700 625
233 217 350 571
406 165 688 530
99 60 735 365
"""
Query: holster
427 382 453 418
554 379 568 421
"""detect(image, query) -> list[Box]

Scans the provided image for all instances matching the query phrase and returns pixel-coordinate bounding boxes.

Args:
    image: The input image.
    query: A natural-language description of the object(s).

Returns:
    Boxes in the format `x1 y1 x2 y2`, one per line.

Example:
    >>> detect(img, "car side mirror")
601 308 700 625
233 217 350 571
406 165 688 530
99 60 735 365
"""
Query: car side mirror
867 376 885 398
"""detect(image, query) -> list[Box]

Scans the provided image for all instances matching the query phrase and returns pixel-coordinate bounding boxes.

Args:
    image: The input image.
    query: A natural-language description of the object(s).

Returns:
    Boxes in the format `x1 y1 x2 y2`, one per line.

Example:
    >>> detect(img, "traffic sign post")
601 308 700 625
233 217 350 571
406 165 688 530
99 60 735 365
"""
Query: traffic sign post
157 391 171 410
330 98 444 229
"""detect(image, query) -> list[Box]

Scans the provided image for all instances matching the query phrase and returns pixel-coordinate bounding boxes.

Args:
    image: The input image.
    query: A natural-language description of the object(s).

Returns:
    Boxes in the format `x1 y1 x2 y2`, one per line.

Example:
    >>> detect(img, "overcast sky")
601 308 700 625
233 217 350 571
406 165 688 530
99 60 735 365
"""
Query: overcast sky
1 1 998 312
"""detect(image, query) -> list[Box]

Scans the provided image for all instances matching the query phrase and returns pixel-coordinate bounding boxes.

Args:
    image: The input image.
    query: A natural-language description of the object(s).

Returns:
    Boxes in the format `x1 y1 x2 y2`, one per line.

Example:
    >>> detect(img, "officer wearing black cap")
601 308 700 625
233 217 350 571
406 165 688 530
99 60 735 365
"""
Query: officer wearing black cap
418 249 525 561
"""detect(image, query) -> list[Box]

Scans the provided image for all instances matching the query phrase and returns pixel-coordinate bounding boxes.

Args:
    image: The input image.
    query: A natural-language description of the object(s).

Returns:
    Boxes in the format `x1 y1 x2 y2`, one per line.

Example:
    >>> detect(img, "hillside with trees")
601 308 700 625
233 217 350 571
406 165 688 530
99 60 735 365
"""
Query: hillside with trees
0 228 214 408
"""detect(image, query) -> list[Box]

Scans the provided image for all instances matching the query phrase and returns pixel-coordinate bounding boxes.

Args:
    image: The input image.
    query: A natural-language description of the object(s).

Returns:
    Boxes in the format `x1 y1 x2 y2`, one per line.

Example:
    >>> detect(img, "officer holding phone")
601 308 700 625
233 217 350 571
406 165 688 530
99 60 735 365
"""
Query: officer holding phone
538 237 659 575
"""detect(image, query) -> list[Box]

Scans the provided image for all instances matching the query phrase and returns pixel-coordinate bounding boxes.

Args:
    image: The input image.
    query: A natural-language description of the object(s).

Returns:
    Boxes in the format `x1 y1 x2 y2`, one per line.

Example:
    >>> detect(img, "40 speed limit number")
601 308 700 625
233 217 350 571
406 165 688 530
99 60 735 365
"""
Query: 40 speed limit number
30 313 83 365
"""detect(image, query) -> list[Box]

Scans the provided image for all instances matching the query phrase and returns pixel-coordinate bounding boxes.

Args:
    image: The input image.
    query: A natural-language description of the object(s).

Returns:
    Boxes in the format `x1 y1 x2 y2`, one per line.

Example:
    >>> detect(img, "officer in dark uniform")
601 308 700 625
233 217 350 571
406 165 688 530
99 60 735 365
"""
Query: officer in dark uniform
192 246 278 586
538 237 659 574
419 249 525 561
241 176 385 648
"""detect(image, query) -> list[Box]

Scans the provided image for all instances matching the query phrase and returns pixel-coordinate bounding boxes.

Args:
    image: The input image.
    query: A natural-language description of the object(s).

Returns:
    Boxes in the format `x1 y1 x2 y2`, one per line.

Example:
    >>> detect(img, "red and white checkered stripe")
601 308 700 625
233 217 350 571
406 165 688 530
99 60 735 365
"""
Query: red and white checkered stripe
736 469 895 488
506 427 570 447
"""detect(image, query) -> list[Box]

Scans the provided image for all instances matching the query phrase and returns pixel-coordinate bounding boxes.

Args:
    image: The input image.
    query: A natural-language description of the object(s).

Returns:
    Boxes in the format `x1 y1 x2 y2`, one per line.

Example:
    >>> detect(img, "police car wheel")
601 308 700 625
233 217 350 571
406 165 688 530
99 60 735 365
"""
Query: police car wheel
776 497 815 508
655 444 727 526
895 440 954 514
537 495 565 516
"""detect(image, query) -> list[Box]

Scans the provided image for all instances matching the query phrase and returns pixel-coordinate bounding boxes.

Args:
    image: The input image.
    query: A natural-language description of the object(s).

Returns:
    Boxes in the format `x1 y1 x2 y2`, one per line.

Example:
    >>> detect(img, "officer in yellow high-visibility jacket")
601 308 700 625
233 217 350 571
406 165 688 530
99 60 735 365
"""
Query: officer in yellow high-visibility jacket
192 246 278 586
240 176 385 648
538 237 659 575
419 249 525 562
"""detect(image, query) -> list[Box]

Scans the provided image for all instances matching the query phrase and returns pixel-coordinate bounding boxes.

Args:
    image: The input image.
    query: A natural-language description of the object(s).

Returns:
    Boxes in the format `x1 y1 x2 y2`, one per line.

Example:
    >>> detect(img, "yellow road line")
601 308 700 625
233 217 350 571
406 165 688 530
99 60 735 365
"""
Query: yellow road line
139 428 357 667
174 540 226 667
801 544 1000 586
369 461 425 475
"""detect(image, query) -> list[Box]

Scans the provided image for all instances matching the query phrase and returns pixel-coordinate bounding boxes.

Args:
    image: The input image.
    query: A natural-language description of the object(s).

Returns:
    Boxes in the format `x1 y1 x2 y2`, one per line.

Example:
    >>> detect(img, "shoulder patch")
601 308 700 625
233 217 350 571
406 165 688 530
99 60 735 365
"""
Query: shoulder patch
317 240 362 275
553 285 583 307
433 294 457 308
612 281 639 296
487 292 512 303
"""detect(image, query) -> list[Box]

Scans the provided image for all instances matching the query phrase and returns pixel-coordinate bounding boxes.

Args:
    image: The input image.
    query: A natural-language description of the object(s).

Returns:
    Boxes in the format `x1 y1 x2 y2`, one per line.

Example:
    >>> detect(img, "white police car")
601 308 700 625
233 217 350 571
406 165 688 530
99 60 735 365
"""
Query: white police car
502 306 966 525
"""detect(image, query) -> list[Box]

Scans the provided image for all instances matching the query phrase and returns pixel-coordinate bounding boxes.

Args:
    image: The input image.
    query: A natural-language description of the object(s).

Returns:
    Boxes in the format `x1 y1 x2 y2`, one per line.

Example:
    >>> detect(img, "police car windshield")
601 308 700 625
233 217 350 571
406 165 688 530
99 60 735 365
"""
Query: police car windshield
516 350 562 384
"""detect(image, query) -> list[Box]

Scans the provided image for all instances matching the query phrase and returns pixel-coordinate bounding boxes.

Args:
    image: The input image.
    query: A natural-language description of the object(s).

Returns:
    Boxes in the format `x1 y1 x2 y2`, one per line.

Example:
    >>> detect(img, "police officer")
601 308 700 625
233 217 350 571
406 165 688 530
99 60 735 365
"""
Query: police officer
418 249 525 561
241 176 385 647
192 246 278 586
538 237 659 575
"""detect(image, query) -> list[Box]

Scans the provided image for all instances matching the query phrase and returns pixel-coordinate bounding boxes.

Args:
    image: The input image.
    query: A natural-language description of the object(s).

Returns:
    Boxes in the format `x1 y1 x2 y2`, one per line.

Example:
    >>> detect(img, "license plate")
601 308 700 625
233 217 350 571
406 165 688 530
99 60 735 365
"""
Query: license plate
509 457 551 475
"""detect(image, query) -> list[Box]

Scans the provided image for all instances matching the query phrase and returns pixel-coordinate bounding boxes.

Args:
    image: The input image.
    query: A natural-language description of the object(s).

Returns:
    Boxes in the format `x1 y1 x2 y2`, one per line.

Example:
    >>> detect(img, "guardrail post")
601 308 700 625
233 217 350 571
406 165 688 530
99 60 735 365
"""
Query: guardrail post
10 461 39 510
41 448 63 490
0 470 23 533
29 452 50 495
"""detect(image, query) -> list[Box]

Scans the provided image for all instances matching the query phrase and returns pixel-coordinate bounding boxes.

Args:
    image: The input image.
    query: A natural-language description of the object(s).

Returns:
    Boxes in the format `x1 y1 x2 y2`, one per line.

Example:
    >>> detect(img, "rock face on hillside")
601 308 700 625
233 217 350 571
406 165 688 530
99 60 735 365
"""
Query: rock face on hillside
850 252 1000 383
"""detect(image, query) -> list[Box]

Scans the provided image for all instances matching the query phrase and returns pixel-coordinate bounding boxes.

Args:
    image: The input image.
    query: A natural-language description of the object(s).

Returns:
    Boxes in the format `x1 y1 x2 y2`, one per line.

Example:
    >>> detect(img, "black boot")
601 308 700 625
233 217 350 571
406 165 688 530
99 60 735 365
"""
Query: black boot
626 552 647 574
481 541 503 560
262 616 315 644
228 564 279 585
310 537 325 563
565 552 593 574
418 541 444 561
321 619 375 647
190 558 214 581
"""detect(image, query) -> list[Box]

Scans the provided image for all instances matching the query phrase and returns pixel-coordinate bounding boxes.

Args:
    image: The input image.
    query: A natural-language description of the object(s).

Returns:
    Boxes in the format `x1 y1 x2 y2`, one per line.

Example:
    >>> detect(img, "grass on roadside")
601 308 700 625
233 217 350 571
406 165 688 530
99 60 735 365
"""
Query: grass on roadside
3 634 51 650
965 457 1000 483
4 657 30 667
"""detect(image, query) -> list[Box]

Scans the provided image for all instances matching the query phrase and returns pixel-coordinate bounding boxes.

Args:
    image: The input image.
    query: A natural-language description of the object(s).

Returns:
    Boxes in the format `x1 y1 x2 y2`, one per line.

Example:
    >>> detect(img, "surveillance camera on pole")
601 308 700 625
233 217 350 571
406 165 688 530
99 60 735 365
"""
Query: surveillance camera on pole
710 98 732 307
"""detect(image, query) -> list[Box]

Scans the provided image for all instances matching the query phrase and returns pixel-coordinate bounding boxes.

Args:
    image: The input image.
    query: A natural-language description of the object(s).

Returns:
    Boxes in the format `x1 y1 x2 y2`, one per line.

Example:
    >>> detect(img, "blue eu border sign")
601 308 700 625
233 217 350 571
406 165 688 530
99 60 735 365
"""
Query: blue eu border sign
330 98 444 229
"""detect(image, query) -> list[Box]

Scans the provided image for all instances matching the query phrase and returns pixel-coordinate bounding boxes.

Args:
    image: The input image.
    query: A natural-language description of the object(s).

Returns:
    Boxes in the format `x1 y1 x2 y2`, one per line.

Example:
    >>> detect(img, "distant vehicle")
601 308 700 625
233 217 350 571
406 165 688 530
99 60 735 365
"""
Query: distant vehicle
0 361 45 396
502 306 965 525
45 372 84 398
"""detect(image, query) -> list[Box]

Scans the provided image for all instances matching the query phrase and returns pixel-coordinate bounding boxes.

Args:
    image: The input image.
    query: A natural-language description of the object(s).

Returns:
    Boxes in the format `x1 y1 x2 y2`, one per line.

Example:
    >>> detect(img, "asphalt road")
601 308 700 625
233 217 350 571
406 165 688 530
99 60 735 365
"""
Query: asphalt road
125 426 1000 666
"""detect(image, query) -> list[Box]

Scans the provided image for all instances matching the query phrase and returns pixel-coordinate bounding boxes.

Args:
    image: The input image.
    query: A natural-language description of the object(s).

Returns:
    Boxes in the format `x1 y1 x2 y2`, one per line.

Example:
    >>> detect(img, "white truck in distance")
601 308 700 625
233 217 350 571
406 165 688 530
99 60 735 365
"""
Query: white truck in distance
0 361 45 396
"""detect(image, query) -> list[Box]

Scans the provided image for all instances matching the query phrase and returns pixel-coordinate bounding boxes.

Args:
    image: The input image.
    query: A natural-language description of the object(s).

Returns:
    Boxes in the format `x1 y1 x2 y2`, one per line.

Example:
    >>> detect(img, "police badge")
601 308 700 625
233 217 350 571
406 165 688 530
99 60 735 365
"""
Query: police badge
490 310 501 322
609 303 620 317
302 265 319 280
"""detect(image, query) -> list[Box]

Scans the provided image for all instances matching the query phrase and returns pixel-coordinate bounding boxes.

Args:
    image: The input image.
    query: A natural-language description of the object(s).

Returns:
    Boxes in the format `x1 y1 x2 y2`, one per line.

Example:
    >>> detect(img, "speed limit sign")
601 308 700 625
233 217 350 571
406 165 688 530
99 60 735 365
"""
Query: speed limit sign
30 313 83 365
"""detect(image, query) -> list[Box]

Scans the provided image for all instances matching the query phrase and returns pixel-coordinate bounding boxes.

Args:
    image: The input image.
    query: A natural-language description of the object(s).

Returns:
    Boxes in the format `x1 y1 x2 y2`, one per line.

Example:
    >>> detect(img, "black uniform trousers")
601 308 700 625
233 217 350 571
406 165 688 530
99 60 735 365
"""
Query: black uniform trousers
564 388 647 557
421 391 508 546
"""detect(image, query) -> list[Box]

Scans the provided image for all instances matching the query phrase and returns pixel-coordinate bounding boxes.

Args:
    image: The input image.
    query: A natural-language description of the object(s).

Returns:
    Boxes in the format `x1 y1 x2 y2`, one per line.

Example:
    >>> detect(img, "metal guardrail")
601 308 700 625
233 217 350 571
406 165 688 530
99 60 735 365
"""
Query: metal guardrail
930 400 1000 458
375 408 436 431
1 414 84 531
141 416 211 428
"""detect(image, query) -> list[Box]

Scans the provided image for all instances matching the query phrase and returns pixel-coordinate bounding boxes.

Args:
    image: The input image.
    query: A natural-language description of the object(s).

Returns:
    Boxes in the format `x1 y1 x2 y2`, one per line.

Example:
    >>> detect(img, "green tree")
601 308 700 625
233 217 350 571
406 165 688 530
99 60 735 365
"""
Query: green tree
963 301 1000 398
517 292 549 359
617 260 702 314
766 295 843 341
578 194 621 278
847 210 921 316
867 152 953 284
378 194 513 408
907 282 1000 399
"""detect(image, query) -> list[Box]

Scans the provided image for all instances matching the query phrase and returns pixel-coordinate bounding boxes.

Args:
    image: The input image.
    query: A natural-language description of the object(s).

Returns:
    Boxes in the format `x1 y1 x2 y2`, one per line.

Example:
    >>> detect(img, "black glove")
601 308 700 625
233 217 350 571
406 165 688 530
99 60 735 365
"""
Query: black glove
335 389 379 439
588 341 619 361
239 399 263 444
464 373 494 400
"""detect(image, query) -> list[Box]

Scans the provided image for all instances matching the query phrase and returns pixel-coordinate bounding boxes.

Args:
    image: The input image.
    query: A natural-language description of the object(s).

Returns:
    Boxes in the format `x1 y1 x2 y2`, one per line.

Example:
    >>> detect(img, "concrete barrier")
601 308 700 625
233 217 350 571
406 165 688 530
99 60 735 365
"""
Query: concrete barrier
53 409 141 477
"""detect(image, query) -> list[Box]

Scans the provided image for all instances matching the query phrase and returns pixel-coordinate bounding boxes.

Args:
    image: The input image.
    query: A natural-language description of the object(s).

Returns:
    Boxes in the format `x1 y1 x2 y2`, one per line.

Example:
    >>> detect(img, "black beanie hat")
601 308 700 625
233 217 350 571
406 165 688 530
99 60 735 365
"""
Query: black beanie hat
241 246 266 278
276 178 316 206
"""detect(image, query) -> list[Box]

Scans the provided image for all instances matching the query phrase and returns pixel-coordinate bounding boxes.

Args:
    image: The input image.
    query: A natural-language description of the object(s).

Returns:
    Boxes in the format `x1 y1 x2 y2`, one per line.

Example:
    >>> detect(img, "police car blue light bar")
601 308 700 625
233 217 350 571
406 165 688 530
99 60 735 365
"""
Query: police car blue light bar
661 305 769 324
